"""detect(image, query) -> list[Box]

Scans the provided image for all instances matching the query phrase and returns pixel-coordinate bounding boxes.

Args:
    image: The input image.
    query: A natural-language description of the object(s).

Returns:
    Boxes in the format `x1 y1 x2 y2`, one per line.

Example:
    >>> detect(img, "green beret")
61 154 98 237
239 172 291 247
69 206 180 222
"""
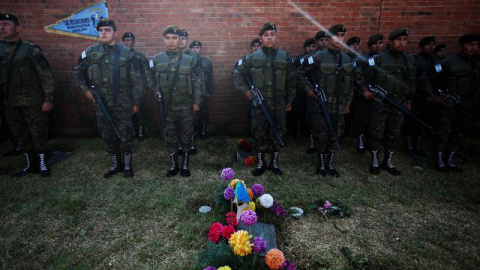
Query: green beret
0 13 19 26
122 32 135 41
388 28 409 40
458 34 480 45
368 34 383 46
180 29 188 37
315 31 328 40
96 18 116 31
347 37 360 46
163 25 180 36
418 36 435 47
250 38 261 47
328 24 346 36
259 22 276 35
303 38 315 47
190 40 202 48
433 44 446 53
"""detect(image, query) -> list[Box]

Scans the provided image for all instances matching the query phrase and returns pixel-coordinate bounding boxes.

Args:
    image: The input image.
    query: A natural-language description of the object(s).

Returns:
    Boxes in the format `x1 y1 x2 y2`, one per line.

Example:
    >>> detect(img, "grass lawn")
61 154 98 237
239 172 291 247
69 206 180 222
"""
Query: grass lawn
1 135 479 269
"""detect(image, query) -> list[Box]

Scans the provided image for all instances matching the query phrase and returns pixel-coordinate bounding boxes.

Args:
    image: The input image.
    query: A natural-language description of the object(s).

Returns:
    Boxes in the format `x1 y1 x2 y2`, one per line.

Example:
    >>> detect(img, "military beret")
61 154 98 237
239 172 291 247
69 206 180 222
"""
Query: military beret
303 38 315 47
0 13 19 26
388 28 409 40
122 32 135 40
180 29 188 37
458 34 480 45
433 44 446 53
163 25 181 36
347 37 360 46
418 36 435 47
328 24 347 36
190 40 202 48
367 34 383 47
96 18 116 31
315 31 328 40
251 38 261 47
259 22 276 35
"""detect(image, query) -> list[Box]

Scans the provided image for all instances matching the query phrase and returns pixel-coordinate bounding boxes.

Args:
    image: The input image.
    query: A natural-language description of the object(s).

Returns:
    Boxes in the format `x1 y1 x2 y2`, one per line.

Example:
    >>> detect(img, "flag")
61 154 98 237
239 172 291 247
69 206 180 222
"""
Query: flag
234 183 250 203
44 1 108 40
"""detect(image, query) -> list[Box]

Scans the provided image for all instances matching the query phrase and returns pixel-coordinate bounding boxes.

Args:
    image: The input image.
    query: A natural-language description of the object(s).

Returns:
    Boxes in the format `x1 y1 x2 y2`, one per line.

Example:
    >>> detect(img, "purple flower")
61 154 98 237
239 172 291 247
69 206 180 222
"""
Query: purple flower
221 168 235 181
223 187 235 201
252 236 267 253
251 184 264 197
240 210 258 226
324 200 332 209
203 267 217 270
271 200 287 218
281 260 296 270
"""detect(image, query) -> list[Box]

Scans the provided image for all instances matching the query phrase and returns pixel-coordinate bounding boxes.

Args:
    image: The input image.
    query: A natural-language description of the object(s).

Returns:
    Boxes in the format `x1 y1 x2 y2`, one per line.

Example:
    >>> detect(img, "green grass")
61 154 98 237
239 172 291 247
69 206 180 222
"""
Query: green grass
1 135 479 269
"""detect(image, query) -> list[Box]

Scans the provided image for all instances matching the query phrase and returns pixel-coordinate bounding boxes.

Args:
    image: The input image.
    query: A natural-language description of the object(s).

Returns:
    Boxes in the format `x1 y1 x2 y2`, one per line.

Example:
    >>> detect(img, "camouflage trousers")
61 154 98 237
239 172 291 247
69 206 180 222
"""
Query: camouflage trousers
350 92 371 137
166 103 193 154
307 99 345 153
5 105 49 152
433 105 472 152
368 102 404 151
251 99 286 152
193 96 209 134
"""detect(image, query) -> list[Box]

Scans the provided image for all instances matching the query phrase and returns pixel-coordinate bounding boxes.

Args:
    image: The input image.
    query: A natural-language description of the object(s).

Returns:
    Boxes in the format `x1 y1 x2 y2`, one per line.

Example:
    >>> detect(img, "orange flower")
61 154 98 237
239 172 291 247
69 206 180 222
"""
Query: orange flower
244 156 257 167
247 188 254 201
265 248 285 270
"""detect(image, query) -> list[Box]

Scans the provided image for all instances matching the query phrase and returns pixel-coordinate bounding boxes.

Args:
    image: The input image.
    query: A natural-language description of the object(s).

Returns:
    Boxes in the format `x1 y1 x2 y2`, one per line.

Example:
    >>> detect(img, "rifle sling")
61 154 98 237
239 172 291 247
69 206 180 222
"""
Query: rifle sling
112 44 120 106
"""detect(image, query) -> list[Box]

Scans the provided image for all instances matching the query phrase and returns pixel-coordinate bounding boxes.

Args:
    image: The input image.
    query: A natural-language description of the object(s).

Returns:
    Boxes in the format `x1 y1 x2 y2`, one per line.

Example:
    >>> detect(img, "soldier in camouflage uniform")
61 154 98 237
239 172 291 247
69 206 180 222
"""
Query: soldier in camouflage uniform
0 13 54 177
150 25 201 177
190 40 214 139
233 22 296 176
363 29 417 175
251 38 262 52
297 25 363 178
74 19 143 178
432 34 480 172
433 44 447 61
315 31 330 51
122 32 154 141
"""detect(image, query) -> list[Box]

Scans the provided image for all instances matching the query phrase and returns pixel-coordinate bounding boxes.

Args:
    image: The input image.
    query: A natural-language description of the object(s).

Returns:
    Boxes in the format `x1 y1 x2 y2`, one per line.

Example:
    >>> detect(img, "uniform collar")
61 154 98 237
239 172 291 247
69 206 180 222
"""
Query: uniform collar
261 47 276 55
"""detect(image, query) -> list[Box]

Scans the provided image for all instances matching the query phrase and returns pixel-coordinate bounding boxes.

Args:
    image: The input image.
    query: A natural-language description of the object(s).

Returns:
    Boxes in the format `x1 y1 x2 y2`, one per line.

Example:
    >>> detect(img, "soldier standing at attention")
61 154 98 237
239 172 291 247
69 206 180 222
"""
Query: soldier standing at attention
233 22 296 176
297 24 361 178
189 40 214 139
251 38 262 52
433 44 447 61
363 29 417 175
315 31 330 51
74 19 143 178
0 13 54 177
150 26 201 177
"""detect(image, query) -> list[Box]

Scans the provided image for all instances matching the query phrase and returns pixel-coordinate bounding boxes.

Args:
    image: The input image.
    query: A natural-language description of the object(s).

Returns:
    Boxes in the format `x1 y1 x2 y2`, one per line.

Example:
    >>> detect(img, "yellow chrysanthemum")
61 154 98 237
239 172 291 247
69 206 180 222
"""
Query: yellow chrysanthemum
265 248 285 270
249 201 256 211
218 266 232 270
229 179 244 188
228 230 253 256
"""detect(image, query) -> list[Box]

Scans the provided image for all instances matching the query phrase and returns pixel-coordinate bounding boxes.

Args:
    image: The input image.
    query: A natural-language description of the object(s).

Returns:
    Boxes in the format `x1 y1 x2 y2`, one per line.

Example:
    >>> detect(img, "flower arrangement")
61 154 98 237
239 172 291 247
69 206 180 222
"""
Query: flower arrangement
316 199 351 218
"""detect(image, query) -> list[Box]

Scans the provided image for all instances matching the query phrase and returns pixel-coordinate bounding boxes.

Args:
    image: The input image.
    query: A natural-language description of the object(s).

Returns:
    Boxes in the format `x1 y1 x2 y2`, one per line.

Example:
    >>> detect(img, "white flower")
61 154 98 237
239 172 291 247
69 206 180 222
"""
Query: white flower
259 194 274 208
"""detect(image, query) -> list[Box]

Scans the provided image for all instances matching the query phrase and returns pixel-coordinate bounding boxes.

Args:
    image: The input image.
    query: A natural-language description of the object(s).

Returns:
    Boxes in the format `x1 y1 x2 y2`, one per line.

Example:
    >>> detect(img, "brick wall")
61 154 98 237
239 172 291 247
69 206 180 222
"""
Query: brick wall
2 0 479 136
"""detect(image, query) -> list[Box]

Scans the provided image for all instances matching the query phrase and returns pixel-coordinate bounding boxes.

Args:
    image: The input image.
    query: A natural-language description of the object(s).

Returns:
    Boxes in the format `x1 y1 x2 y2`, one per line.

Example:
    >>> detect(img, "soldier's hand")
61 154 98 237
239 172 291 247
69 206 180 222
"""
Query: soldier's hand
193 104 200 113
307 90 317 99
132 105 139 115
244 90 253 100
345 106 350 114
285 103 292 112
363 90 373 100
85 90 95 103
406 103 412 111
42 102 54 112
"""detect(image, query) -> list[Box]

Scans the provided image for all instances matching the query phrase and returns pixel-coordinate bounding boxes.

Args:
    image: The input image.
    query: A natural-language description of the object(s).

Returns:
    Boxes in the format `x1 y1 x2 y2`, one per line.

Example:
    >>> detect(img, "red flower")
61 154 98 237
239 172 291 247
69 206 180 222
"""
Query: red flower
222 225 236 239
208 222 223 243
237 139 252 151
244 156 258 167
226 212 239 227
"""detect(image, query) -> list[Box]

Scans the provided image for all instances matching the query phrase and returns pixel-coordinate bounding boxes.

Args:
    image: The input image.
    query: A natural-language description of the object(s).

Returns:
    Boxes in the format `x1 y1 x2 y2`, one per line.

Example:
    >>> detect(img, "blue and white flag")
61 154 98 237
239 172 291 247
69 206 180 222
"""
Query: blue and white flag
44 1 108 40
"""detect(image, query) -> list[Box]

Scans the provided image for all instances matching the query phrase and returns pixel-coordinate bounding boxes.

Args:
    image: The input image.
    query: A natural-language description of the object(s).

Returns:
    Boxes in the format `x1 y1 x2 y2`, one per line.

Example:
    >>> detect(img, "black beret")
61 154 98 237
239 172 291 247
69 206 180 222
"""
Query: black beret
96 18 116 31
180 29 188 37
347 37 360 46
433 44 446 53
0 13 19 26
315 31 328 40
418 36 435 47
163 25 181 36
458 34 480 45
368 34 383 46
388 28 409 40
328 24 346 36
122 32 135 40
250 38 261 47
190 40 202 48
259 22 276 35
303 38 315 47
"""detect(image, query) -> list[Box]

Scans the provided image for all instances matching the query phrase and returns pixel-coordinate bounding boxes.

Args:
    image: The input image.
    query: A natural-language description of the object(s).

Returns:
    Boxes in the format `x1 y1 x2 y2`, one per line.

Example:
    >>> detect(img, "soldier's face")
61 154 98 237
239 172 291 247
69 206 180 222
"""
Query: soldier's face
305 44 316 53
251 43 262 52
0 20 19 41
316 38 329 50
98 27 117 45
122 37 135 48
260 30 277 48
434 48 447 59
370 40 384 53
349 42 360 52
461 41 479 57
179 36 187 49
392 36 408 52
330 32 345 50
190 46 201 54
421 41 436 55
164 34 180 51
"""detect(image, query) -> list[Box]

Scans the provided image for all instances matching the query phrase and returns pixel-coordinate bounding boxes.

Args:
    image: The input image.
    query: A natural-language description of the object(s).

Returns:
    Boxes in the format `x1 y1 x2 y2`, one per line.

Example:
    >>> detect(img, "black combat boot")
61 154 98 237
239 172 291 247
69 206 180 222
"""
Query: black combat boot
434 151 448 173
166 153 179 177
201 124 207 139
445 151 462 172
123 153 133 178
414 137 425 155
268 151 283 175
306 135 315 154
326 151 339 178
180 152 191 177
406 137 415 154
252 152 266 176
316 153 326 177
104 153 123 178
369 150 380 175
138 126 144 141
380 150 401 175
357 134 366 154
38 152 50 177
189 135 197 155
12 152 37 177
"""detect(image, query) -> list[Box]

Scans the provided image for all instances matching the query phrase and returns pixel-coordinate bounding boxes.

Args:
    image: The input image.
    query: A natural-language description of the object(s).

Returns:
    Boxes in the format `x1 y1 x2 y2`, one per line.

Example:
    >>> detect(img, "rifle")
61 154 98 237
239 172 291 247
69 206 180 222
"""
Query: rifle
244 76 284 146
368 84 432 130
308 74 340 150
437 89 480 116
156 90 167 141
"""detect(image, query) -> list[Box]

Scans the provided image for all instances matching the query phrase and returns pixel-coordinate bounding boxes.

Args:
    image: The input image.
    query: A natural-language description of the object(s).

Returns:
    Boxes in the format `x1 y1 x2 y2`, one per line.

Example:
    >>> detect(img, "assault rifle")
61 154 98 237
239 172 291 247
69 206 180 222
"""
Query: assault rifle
437 89 480 116
90 84 126 142
244 76 284 146
156 90 167 141
368 84 432 130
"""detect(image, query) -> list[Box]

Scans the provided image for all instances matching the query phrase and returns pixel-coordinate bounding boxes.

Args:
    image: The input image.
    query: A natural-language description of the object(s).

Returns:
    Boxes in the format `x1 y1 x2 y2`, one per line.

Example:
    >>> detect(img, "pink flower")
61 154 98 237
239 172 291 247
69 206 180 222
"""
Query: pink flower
324 201 332 209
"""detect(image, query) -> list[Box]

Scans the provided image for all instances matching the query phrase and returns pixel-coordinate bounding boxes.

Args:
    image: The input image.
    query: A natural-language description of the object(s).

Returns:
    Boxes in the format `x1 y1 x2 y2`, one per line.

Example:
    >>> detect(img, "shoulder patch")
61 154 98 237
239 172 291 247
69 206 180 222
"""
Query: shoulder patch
81 50 87 59
149 59 154 69
308 55 314 65
435 64 442 73
368 58 375 66
237 59 243 66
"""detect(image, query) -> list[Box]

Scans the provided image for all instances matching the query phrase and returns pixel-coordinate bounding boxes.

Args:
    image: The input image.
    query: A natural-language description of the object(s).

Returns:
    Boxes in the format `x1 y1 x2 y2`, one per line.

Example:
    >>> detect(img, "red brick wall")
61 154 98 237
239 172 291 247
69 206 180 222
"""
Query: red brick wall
2 0 479 136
